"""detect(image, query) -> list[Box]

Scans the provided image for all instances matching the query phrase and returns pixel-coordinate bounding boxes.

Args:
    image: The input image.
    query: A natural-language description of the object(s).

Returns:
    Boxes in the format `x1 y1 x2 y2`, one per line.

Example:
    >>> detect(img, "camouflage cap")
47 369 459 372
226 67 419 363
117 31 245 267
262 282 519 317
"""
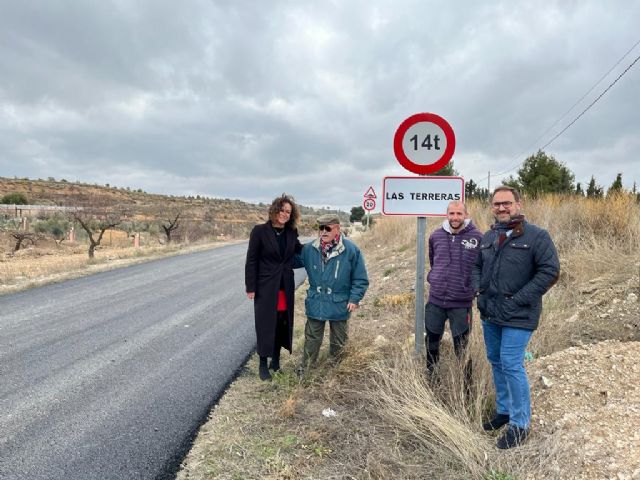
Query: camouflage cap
317 214 341 226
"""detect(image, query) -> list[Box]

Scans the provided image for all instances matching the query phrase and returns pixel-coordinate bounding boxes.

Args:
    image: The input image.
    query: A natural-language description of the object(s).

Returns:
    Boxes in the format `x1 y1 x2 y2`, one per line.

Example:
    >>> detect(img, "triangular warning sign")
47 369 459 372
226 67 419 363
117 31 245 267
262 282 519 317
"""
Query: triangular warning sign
364 186 377 198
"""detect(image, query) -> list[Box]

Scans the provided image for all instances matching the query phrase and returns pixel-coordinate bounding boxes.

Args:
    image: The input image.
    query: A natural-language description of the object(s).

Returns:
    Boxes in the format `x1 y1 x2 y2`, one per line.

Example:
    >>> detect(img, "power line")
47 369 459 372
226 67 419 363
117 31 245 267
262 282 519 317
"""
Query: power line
539 52 640 151
516 38 640 160
474 38 640 185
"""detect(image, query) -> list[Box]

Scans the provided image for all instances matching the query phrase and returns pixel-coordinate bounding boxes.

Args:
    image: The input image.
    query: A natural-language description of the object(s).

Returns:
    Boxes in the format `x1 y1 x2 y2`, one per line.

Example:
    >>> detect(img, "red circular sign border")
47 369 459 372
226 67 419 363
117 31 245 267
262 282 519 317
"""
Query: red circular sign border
393 112 456 175
363 197 376 211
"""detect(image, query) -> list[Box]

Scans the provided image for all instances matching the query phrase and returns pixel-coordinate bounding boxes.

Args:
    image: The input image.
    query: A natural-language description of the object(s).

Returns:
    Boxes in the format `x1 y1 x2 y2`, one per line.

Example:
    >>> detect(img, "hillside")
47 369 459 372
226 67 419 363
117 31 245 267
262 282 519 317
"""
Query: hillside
0 176 348 239
0 176 349 292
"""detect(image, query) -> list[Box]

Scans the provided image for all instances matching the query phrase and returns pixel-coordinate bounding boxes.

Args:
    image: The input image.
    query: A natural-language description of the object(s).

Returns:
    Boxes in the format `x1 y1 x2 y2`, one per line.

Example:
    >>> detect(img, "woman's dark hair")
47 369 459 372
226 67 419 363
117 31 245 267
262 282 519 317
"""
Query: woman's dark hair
268 193 300 229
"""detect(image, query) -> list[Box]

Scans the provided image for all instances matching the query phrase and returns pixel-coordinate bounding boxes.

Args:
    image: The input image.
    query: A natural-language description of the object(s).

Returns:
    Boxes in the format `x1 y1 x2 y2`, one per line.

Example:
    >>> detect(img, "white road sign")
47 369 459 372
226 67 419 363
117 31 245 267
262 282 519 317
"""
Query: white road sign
382 176 465 216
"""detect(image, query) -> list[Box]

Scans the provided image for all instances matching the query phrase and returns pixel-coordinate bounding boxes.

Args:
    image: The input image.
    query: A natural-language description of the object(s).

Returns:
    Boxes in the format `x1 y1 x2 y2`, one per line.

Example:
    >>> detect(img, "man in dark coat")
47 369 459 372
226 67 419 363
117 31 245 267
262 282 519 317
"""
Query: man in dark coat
245 195 302 380
472 186 559 449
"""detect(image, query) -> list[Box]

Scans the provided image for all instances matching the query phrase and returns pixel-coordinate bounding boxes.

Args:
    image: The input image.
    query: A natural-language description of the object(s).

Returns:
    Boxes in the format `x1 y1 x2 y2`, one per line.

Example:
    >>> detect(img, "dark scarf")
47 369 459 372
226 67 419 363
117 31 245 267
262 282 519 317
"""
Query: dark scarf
492 214 525 232
492 215 525 246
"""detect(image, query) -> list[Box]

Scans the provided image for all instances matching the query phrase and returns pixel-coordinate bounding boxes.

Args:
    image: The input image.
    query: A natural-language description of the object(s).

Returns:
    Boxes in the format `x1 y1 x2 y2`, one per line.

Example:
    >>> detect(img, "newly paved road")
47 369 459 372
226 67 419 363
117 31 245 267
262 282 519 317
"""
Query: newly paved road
0 242 306 480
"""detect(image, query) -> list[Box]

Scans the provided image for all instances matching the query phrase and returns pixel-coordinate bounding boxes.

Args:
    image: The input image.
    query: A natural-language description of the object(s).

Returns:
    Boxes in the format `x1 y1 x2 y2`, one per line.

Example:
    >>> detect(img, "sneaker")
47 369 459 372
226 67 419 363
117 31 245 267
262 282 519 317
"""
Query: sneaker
482 413 510 431
496 425 529 449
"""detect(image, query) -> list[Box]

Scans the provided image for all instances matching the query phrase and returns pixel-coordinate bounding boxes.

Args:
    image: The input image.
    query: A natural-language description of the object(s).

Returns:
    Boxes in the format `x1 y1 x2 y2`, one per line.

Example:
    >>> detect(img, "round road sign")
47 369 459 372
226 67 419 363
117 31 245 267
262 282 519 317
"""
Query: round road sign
393 113 456 175
363 198 376 211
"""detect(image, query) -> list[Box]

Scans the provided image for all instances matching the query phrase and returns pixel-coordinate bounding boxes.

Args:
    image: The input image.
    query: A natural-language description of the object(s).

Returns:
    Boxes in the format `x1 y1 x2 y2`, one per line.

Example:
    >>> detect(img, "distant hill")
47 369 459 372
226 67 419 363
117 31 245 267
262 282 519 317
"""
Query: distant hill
0 177 346 238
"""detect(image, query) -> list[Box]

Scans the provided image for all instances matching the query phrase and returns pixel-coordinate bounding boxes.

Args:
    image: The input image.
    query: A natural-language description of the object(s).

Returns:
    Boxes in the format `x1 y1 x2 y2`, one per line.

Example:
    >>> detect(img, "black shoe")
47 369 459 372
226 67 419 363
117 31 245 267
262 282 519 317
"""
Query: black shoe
259 357 271 381
497 425 529 449
269 353 281 371
482 413 510 431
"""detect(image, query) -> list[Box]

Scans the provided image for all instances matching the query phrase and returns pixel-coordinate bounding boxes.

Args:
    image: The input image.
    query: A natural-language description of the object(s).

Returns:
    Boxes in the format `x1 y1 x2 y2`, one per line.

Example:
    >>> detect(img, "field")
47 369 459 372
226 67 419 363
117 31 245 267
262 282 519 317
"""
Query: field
177 194 640 480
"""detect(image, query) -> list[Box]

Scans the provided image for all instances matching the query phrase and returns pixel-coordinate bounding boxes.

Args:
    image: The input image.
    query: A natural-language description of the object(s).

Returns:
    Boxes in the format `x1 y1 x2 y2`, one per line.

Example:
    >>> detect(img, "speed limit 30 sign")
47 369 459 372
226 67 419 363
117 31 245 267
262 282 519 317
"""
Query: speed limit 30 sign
393 113 456 175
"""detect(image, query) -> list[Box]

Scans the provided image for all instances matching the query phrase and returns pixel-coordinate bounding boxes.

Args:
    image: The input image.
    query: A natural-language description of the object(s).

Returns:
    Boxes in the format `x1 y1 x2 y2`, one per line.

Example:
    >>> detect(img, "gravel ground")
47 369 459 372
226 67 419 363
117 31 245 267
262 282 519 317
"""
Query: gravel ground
529 336 640 480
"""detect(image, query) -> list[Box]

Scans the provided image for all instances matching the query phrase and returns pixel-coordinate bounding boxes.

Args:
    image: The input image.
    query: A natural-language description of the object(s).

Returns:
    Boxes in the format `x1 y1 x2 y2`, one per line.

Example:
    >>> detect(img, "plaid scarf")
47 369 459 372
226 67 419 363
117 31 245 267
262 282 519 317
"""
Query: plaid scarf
492 215 525 246
492 214 525 232
320 235 339 260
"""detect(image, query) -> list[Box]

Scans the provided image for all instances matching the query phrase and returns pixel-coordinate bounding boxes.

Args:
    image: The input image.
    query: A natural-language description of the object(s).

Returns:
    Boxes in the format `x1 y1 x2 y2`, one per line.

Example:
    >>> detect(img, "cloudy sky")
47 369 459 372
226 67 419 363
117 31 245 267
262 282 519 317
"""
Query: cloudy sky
1 1 638 210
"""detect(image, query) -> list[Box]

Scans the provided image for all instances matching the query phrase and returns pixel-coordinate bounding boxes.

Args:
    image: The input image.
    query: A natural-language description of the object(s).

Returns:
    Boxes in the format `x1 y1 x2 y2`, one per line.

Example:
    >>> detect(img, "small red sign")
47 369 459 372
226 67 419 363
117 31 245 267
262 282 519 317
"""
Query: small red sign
364 186 377 198
363 198 376 211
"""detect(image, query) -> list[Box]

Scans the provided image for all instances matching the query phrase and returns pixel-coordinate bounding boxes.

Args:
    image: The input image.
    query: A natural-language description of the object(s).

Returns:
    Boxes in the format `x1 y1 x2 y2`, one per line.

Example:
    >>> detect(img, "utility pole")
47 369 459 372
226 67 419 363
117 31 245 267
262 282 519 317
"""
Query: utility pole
487 171 491 194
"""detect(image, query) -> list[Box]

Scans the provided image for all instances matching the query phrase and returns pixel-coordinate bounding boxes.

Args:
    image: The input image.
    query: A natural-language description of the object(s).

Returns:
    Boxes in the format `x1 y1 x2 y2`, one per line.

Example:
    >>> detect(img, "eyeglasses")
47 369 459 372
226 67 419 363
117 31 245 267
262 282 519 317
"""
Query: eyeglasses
318 225 334 232
279 209 292 215
492 201 514 209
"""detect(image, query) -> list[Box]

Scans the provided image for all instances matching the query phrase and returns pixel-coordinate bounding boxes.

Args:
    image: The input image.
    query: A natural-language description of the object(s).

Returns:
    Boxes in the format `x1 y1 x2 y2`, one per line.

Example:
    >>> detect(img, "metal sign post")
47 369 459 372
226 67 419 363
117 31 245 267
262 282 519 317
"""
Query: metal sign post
388 112 458 355
363 187 377 232
415 216 427 353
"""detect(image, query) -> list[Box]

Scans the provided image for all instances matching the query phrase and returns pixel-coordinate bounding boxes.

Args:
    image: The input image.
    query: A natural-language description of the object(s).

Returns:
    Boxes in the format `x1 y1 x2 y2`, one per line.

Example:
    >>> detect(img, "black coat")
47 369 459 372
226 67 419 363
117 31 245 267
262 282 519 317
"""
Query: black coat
245 222 302 356
472 221 560 330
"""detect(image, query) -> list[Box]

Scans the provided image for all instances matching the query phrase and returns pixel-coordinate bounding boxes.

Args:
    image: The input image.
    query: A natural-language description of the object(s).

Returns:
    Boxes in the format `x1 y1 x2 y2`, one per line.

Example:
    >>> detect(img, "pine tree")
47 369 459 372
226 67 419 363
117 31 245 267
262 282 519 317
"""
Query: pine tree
465 179 477 198
607 173 624 196
586 176 604 198
432 161 458 176
511 150 575 197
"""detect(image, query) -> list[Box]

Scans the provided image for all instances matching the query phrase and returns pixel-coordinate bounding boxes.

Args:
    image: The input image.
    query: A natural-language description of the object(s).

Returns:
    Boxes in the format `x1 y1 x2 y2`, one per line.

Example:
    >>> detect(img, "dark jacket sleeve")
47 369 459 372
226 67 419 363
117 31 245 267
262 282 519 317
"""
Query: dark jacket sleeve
245 226 261 293
471 234 486 294
512 229 560 306
293 229 303 255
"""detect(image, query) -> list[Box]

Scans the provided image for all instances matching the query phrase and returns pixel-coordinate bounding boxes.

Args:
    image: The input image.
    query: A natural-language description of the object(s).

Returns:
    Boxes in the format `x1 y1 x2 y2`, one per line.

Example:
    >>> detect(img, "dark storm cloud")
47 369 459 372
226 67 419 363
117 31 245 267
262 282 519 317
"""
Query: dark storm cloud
1 0 639 209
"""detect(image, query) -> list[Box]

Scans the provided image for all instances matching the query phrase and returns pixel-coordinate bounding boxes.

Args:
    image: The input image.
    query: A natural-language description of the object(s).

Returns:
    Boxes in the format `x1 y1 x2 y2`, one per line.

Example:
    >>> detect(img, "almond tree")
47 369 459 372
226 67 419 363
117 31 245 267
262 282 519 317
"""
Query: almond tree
10 231 37 252
161 211 181 243
70 207 126 258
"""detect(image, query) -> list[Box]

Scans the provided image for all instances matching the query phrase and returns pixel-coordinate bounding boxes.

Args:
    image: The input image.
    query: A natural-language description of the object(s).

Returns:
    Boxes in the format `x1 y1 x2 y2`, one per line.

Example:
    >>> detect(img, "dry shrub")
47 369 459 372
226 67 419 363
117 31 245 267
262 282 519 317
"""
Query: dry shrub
368 348 490 479
360 216 417 250
374 292 414 307
279 390 301 419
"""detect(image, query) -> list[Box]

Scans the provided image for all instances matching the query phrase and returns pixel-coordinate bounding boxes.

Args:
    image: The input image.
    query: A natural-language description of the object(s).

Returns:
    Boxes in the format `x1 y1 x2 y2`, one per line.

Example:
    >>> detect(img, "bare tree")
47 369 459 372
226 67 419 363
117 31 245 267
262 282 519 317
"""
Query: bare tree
10 231 37 252
69 207 126 258
161 211 181 244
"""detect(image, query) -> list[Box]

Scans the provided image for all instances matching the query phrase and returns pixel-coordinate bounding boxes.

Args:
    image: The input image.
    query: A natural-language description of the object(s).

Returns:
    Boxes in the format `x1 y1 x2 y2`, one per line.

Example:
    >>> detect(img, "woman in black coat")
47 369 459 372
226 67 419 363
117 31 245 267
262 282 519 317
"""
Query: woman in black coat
245 194 303 380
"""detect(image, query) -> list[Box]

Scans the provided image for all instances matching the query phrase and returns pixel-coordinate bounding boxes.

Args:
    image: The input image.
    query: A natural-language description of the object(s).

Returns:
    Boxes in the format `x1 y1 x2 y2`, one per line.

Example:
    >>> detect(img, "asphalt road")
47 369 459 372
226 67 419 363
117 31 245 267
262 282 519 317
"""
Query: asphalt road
0 242 307 480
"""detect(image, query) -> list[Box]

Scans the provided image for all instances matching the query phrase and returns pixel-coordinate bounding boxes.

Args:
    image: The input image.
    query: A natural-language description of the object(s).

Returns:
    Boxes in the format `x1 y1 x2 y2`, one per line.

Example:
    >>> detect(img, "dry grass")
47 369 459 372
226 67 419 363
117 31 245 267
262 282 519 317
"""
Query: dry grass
0 236 234 295
69 193 634 480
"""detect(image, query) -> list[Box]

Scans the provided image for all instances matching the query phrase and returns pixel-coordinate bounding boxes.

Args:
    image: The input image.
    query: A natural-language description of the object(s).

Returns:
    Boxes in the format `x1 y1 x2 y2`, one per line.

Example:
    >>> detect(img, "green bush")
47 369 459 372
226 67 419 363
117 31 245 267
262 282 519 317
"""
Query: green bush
1 192 28 204
33 216 71 240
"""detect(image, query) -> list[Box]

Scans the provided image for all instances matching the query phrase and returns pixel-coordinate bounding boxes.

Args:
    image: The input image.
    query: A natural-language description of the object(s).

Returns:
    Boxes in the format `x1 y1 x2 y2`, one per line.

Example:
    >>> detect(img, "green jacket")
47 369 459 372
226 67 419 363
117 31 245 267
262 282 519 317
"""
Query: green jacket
297 236 369 321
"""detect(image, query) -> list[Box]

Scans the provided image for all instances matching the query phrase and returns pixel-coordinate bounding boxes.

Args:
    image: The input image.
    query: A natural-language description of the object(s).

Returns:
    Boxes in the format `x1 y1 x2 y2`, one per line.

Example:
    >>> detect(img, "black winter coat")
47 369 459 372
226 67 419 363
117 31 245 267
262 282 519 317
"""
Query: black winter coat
245 222 302 356
472 221 560 330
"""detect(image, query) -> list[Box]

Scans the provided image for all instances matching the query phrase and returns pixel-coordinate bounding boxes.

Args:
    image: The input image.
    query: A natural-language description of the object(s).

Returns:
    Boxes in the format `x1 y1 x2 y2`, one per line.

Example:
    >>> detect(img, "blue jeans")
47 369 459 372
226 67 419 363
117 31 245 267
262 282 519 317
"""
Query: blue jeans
482 321 533 429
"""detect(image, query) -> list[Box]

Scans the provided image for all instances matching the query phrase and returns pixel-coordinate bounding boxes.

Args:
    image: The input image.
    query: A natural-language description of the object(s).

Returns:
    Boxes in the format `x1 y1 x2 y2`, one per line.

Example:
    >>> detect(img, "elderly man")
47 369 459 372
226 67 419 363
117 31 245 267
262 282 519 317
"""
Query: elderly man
297 214 369 372
472 186 560 449
425 201 482 375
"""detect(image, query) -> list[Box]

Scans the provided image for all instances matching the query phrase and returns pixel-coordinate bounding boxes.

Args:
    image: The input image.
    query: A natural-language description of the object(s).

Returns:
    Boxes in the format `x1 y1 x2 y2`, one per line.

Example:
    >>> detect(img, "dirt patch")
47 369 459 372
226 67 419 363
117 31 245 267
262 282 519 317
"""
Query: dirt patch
529 340 640 480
